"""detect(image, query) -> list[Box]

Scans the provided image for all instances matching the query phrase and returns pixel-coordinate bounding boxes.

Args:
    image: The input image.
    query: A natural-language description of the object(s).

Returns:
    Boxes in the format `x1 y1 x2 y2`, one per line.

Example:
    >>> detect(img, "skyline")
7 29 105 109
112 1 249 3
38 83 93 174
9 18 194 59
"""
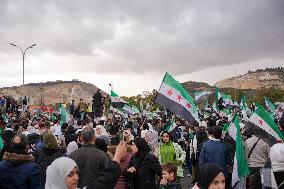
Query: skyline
1 0 284 96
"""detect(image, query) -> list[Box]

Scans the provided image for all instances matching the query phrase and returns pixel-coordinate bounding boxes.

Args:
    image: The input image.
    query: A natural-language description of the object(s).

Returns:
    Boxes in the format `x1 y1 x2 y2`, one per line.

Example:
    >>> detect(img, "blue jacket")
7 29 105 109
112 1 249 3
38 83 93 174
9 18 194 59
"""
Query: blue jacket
199 139 227 171
0 152 41 189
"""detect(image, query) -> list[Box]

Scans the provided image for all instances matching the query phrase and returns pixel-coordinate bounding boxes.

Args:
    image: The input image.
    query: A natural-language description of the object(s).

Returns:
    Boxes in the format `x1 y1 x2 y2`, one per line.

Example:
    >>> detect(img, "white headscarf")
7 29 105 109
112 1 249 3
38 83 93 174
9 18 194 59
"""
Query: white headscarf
66 141 79 156
95 125 108 136
45 157 77 189
145 130 159 157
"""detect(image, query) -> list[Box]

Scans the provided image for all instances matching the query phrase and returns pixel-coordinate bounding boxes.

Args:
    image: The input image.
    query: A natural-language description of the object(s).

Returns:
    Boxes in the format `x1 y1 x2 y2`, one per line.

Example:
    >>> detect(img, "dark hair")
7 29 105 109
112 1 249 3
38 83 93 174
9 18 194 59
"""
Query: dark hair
207 126 222 139
66 125 75 135
161 131 172 143
198 163 225 189
162 162 177 176
61 123 68 131
81 126 95 143
95 138 107 153
8 134 28 154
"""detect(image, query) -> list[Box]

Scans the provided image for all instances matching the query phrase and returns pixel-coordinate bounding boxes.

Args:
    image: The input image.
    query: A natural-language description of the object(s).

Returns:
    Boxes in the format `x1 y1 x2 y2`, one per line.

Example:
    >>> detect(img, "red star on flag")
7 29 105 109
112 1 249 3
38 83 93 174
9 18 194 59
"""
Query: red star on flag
167 89 173 96
177 95 183 102
186 103 192 109
259 120 263 126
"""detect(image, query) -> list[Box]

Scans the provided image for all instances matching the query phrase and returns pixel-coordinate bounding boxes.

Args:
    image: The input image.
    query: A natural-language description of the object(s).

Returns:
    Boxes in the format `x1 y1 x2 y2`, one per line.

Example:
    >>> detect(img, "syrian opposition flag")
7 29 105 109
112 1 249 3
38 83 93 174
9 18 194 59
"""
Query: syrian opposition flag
132 105 141 114
215 87 222 100
213 100 218 112
228 115 250 188
122 104 136 115
164 119 177 132
110 90 128 108
246 105 284 146
109 106 127 117
194 91 211 101
240 96 248 117
264 97 276 115
222 93 234 107
155 73 200 126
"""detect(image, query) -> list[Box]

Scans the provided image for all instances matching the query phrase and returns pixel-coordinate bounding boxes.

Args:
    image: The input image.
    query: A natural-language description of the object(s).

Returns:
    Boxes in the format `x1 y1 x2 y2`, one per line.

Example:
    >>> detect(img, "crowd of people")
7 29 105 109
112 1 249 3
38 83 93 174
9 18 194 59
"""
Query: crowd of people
0 94 284 189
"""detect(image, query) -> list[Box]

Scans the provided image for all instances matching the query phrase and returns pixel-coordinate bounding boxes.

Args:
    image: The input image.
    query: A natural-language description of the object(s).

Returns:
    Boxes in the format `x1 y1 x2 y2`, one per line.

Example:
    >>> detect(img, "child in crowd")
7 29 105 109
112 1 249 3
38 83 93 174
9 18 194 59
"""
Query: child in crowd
160 162 182 189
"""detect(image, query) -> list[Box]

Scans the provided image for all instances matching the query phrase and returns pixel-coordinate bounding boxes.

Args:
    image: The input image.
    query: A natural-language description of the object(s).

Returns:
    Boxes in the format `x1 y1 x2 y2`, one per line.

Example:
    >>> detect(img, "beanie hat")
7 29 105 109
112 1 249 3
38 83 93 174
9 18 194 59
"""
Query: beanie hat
43 133 58 149
198 163 224 189
270 143 284 172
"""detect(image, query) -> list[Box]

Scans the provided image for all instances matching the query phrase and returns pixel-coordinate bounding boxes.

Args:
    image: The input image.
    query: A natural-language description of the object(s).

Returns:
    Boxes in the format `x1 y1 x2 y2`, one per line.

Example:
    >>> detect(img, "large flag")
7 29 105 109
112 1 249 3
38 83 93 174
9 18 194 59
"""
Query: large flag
264 97 276 114
246 105 284 146
110 90 128 108
222 93 234 107
194 91 211 101
155 73 200 125
122 104 139 116
229 115 250 188
109 106 126 116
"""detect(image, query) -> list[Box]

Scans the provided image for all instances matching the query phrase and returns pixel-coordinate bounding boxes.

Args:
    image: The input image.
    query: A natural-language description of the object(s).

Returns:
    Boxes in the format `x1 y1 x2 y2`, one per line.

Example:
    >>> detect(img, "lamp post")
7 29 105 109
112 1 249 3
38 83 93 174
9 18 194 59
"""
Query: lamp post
10 43 36 86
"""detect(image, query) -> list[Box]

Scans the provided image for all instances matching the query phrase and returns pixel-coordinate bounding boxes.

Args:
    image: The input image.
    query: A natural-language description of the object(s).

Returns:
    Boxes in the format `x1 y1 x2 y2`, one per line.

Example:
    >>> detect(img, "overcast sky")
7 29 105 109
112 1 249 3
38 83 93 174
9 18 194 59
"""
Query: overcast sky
1 0 284 96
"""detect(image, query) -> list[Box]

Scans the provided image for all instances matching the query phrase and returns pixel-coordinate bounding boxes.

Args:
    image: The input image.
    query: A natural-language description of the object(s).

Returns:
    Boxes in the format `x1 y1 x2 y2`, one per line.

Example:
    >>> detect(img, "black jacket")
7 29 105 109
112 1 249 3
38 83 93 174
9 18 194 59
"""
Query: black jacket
160 182 182 189
33 148 65 186
69 143 120 189
128 153 162 189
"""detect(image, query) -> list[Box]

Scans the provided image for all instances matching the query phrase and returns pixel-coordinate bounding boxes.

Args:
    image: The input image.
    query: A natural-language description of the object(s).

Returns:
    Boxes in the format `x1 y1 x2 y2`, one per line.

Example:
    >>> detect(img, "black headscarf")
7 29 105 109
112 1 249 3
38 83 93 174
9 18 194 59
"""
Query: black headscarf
132 138 151 168
198 163 225 189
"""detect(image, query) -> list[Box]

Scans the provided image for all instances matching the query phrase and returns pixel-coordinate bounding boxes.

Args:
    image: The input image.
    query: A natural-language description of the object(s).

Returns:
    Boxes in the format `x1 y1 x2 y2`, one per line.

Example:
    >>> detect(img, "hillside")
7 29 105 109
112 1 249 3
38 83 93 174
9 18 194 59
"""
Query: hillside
0 81 106 106
182 81 213 92
214 67 284 90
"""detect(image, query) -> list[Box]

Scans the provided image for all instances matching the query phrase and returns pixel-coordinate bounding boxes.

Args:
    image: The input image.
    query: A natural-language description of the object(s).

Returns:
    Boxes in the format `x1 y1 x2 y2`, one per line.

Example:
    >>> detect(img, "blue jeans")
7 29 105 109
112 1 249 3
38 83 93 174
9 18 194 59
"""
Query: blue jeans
187 158 192 175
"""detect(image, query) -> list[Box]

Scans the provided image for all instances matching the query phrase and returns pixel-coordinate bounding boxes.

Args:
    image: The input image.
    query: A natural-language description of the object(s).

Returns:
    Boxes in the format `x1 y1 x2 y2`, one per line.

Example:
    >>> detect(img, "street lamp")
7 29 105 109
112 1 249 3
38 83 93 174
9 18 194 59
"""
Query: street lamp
10 43 36 86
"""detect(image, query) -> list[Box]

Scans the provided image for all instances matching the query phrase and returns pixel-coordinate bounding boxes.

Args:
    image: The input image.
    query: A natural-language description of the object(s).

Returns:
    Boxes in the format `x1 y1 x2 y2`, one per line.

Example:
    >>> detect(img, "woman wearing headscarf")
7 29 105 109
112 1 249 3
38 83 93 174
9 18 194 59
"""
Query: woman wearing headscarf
127 138 162 189
0 134 41 188
192 163 225 189
144 130 159 157
159 131 186 178
45 157 79 189
95 125 111 145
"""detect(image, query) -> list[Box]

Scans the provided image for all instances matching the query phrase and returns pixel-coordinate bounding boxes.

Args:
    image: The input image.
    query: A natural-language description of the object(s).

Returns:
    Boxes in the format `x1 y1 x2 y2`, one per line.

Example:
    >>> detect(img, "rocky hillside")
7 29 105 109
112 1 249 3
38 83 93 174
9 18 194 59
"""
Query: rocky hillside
182 81 213 92
215 67 284 90
0 81 107 106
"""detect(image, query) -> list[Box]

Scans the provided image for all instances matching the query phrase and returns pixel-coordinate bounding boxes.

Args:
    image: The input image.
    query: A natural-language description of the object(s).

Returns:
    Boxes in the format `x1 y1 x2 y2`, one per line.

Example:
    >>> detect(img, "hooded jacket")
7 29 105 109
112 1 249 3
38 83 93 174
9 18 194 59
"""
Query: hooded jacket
0 151 41 189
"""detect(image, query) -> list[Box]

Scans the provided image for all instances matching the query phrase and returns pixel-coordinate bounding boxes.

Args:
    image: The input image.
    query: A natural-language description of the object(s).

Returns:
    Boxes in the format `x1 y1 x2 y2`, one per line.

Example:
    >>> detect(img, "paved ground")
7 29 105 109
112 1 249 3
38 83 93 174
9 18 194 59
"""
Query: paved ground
180 168 193 189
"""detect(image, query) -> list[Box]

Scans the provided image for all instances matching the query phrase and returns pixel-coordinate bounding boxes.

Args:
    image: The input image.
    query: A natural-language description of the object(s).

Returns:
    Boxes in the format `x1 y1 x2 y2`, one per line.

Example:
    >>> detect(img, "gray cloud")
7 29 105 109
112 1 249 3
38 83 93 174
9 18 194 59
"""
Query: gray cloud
1 0 284 76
